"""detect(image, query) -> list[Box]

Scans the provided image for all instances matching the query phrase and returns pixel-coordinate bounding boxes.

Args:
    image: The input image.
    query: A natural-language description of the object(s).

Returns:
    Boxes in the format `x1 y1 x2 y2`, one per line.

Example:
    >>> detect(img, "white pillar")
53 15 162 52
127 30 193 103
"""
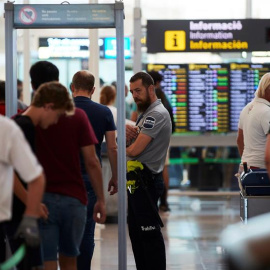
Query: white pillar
89 0 100 102
133 0 142 73
246 0 252 18
246 0 252 61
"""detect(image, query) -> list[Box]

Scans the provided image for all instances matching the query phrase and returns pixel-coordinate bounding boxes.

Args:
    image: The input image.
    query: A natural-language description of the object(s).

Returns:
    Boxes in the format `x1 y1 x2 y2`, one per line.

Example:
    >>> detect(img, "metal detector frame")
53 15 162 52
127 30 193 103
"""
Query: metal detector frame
4 1 127 269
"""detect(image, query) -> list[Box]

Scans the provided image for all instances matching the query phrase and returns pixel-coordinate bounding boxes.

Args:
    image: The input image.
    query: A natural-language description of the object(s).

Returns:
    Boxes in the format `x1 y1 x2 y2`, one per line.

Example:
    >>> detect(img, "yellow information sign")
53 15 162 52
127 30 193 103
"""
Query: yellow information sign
164 30 186 51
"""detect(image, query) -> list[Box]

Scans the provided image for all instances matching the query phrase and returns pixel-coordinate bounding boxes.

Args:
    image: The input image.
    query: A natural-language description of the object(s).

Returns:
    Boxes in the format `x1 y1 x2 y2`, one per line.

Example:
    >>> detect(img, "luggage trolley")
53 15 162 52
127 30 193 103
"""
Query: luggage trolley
240 163 270 223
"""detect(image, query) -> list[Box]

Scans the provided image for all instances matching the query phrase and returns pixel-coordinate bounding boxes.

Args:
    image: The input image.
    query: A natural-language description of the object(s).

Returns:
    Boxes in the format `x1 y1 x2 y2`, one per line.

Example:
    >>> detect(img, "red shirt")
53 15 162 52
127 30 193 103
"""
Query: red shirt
0 103 5 115
36 108 98 205
0 103 23 116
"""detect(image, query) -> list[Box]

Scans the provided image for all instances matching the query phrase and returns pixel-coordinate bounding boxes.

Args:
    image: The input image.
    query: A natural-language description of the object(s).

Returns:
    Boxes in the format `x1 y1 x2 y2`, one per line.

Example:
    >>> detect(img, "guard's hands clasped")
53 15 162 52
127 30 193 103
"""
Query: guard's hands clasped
15 215 40 248
126 125 139 146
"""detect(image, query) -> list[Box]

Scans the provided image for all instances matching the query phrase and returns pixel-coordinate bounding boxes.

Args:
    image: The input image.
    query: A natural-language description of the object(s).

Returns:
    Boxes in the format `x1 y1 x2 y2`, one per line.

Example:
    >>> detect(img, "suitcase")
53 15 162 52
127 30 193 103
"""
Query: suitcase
240 192 270 224
241 169 270 196
240 168 270 223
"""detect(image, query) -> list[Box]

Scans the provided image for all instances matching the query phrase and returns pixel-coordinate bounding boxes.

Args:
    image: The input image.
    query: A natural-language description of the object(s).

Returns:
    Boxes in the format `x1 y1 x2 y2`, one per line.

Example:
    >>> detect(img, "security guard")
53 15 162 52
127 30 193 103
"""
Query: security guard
126 72 171 270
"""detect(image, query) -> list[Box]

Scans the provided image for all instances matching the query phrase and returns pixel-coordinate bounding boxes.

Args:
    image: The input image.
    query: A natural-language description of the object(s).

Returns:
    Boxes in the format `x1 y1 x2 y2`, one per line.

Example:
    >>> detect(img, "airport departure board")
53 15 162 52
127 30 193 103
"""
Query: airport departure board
162 65 188 133
188 64 229 132
229 63 270 131
146 63 270 134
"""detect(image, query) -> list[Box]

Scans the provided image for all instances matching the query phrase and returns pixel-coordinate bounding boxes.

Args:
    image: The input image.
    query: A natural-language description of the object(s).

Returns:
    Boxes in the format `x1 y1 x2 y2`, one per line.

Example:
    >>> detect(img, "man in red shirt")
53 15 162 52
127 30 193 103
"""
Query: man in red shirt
30 61 106 270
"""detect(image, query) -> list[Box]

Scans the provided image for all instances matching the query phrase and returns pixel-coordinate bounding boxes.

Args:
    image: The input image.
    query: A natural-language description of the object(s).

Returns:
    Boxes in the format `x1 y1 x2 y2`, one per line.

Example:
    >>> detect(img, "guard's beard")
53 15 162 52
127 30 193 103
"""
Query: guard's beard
136 91 151 112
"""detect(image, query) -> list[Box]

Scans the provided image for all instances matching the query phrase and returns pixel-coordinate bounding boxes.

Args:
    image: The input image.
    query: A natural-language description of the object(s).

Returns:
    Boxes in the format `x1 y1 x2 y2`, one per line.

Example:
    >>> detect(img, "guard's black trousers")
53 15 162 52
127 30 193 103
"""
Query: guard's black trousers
127 172 166 270
0 223 6 264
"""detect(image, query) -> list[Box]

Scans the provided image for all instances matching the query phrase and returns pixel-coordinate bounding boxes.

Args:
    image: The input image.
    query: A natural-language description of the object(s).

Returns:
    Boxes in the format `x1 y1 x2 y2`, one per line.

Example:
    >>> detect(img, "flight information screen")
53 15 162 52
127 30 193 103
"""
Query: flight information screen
188 64 229 132
147 63 270 134
229 63 270 131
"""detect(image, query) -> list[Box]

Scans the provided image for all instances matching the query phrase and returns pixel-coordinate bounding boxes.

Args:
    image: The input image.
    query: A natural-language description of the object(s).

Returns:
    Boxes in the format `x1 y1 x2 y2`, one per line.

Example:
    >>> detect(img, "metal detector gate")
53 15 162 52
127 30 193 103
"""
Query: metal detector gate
5 1 127 269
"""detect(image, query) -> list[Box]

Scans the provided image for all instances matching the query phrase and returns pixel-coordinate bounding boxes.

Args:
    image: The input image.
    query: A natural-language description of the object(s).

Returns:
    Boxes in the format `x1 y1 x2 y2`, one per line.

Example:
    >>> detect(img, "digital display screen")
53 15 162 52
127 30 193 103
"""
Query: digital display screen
229 63 270 131
188 64 229 132
147 63 270 134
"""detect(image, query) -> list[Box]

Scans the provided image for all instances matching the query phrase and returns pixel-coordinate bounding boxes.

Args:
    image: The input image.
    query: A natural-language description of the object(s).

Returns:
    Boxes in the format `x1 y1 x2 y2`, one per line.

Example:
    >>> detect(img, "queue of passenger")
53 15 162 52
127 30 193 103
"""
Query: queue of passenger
0 61 172 270
0 61 105 270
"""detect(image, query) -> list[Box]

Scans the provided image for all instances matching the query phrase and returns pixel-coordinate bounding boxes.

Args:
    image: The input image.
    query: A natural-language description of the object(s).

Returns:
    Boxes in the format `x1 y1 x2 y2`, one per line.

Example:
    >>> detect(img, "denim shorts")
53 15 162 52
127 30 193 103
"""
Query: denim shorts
40 193 87 261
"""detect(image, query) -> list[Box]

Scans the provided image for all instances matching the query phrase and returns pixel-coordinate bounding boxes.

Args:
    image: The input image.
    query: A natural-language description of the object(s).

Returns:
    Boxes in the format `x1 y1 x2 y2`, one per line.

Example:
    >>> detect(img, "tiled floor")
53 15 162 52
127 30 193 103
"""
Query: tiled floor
92 193 240 270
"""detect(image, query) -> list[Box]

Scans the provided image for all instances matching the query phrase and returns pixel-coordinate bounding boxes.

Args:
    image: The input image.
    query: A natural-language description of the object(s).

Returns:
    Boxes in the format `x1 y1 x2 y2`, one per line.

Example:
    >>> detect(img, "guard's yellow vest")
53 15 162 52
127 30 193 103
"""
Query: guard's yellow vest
127 160 144 172
126 160 144 194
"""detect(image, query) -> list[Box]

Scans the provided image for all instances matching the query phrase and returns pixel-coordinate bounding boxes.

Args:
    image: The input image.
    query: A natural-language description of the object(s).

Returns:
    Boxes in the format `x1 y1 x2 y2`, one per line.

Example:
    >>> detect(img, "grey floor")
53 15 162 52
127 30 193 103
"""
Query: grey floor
91 193 240 270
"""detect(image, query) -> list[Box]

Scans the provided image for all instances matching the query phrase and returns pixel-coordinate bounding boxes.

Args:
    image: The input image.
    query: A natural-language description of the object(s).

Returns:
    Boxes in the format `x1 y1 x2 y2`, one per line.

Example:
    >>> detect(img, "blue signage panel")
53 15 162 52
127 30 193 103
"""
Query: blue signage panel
14 4 115 28
104 37 131 59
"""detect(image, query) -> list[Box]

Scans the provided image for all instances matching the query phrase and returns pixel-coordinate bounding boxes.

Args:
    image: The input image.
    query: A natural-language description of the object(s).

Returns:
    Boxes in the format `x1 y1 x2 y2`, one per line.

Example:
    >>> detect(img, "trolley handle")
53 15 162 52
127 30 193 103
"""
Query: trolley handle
243 162 248 173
